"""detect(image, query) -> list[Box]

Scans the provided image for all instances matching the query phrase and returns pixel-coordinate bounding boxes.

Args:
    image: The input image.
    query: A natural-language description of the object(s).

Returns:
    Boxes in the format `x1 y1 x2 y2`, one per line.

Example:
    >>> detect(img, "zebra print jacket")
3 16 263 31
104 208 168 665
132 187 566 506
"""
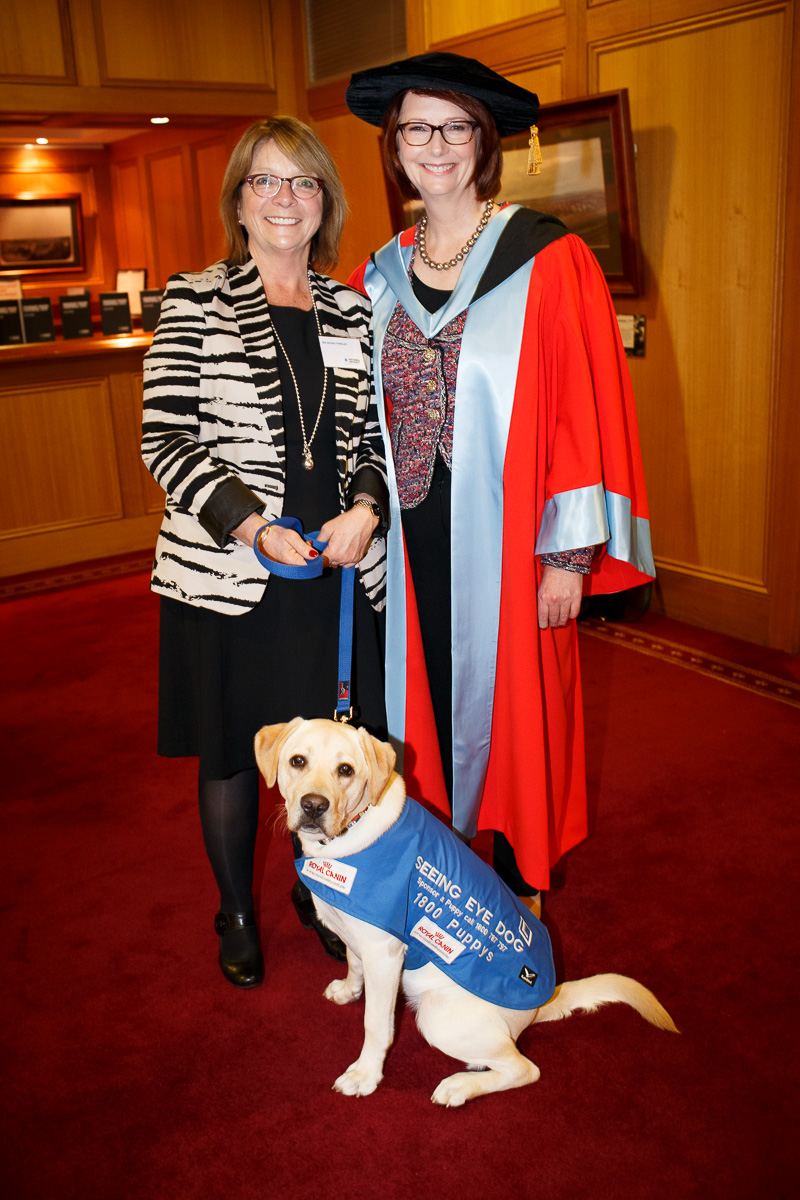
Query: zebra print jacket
142 259 388 615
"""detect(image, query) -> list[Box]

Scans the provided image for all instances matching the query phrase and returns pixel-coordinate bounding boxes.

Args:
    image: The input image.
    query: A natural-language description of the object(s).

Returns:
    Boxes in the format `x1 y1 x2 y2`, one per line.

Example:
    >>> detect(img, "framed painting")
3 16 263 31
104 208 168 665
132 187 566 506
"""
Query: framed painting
0 195 85 276
498 90 641 295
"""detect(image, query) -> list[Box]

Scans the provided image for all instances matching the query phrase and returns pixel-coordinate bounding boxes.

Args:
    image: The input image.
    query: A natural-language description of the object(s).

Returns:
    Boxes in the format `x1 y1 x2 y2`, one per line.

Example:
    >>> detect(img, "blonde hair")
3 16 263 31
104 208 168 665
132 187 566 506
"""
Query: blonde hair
220 116 348 273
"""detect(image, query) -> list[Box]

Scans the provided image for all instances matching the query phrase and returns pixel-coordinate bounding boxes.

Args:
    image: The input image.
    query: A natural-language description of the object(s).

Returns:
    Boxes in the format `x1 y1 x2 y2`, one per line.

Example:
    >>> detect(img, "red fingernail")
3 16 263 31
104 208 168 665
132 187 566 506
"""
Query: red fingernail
309 549 319 558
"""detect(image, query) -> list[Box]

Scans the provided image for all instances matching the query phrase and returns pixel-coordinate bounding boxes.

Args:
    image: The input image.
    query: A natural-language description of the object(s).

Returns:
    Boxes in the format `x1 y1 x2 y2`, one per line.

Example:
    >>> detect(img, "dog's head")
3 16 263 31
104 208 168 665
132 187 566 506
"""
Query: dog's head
254 717 397 842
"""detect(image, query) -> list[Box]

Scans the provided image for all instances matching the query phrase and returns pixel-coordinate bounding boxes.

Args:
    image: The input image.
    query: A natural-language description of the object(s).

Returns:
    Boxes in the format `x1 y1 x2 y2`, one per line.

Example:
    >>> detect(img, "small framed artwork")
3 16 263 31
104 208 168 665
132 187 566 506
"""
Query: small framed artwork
382 89 641 296
0 195 85 276
498 90 641 295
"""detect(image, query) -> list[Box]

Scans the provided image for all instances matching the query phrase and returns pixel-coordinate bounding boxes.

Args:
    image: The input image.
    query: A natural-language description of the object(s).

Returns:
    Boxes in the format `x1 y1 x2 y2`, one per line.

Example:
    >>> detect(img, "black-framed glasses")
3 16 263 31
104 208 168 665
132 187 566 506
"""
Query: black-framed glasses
397 120 477 146
244 174 324 199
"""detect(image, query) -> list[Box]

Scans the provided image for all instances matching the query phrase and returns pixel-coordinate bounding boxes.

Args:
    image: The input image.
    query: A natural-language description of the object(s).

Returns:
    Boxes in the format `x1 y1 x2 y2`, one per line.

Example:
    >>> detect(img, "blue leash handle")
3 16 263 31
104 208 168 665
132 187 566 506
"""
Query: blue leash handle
253 517 355 721
253 516 326 578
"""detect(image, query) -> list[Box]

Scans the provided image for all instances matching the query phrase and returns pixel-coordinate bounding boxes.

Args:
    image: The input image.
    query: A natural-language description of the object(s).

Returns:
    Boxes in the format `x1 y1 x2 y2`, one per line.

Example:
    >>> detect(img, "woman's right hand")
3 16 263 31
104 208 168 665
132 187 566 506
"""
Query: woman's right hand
233 514 319 567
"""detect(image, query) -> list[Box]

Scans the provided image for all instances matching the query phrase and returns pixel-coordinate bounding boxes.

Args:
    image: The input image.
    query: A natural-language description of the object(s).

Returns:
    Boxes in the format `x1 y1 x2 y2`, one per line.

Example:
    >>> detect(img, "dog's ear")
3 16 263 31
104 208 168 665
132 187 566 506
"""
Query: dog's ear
357 727 397 805
254 717 304 787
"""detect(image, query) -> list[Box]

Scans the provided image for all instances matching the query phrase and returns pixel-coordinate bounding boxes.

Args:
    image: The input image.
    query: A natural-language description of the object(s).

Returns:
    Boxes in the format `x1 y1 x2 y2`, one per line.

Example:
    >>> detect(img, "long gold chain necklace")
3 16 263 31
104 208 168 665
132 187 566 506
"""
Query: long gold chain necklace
270 271 328 470
417 198 494 271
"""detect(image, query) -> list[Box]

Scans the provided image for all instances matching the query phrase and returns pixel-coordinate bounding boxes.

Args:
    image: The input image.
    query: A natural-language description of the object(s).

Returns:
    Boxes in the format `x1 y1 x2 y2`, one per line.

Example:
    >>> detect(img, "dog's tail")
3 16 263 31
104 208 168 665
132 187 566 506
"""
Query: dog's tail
534 974 678 1033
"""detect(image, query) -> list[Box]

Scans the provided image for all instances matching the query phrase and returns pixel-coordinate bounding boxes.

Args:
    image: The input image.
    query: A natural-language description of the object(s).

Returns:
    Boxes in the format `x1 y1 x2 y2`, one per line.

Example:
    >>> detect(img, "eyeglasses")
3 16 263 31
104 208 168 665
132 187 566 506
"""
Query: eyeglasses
244 174 324 199
396 121 477 146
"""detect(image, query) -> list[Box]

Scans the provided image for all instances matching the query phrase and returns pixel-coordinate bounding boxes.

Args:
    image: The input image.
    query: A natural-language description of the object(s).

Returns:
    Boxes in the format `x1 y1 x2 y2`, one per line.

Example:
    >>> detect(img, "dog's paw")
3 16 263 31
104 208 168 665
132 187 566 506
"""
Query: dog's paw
324 978 363 1005
333 1062 382 1097
431 1073 481 1107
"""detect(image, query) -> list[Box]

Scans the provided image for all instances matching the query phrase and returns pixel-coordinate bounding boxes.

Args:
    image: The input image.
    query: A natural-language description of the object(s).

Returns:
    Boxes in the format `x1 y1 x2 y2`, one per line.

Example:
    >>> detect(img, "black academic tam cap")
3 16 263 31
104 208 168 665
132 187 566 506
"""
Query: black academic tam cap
345 52 539 137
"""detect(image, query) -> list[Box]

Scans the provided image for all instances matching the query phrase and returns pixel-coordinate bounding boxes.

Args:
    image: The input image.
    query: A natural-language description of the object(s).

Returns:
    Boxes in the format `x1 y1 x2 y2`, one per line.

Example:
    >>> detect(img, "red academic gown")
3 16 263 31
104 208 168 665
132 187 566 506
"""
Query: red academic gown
351 218 653 890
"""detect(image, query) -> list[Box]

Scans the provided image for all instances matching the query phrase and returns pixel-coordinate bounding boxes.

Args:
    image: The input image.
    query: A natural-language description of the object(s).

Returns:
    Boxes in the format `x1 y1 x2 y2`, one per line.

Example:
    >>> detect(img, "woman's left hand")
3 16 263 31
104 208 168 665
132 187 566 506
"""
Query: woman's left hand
537 565 584 629
318 506 379 568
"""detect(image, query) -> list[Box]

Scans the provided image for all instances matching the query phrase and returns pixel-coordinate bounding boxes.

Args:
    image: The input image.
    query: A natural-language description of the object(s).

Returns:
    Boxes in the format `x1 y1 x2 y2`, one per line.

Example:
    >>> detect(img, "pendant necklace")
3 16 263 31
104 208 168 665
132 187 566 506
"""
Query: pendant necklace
417 198 494 271
270 271 328 470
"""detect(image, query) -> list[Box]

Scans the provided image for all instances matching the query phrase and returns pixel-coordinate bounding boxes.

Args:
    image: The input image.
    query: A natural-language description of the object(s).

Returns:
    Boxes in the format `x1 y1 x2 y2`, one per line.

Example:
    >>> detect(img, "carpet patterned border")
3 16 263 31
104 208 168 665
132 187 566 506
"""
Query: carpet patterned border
579 618 800 709
0 555 152 601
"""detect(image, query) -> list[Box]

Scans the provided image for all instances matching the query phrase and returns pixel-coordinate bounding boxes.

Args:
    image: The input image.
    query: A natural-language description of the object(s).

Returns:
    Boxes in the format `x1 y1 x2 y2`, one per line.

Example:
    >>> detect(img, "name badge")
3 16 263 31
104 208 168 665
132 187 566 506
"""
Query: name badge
319 335 364 371
301 857 358 895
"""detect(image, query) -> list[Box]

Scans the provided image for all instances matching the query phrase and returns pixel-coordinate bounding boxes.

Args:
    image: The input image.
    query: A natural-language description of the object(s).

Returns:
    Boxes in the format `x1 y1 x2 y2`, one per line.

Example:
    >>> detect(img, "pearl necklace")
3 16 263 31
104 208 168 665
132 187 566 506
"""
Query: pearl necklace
270 271 328 470
417 198 494 271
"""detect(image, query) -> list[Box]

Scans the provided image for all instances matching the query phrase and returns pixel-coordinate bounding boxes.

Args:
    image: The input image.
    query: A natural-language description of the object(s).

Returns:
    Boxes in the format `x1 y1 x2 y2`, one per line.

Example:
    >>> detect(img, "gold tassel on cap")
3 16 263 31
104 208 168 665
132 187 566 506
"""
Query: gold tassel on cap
527 125 542 176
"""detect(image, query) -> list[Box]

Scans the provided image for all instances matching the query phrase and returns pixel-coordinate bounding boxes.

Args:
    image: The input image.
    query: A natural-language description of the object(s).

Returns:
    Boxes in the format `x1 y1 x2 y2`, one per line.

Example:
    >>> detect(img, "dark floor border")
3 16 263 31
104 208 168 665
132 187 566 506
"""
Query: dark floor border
579 617 800 708
0 552 153 602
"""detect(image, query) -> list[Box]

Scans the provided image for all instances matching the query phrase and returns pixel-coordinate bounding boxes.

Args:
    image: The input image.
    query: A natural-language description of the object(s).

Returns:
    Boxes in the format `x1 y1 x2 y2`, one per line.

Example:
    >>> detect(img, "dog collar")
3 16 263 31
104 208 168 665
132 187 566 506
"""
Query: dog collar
317 771 400 845
318 805 371 846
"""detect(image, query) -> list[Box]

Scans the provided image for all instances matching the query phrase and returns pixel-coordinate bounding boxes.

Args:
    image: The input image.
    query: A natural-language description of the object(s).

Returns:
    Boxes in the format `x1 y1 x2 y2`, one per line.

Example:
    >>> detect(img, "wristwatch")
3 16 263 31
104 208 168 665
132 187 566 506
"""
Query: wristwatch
351 497 382 521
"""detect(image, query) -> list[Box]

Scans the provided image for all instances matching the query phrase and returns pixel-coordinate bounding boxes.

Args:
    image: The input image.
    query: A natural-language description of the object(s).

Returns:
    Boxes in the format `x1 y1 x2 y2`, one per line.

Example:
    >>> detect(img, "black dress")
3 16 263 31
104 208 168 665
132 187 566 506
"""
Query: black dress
158 305 386 780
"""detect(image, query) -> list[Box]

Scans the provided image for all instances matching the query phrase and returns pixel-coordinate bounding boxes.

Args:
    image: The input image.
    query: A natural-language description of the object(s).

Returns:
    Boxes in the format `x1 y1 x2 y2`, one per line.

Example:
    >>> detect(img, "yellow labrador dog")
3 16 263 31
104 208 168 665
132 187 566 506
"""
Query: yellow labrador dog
255 717 677 1107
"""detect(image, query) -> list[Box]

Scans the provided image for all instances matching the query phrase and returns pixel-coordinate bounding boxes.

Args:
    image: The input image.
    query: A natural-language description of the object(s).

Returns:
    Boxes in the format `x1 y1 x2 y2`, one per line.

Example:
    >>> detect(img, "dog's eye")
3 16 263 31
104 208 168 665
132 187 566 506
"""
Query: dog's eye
337 763 355 777
289 755 307 769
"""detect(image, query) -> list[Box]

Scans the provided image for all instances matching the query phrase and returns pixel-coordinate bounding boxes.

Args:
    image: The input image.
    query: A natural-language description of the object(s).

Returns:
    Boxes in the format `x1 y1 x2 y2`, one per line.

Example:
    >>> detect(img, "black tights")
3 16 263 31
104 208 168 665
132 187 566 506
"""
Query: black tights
198 768 260 953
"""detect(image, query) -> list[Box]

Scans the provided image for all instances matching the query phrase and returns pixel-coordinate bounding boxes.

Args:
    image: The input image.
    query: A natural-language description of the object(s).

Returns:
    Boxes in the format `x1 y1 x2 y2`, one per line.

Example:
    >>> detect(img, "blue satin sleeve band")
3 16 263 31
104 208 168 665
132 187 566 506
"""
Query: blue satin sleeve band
534 485 655 578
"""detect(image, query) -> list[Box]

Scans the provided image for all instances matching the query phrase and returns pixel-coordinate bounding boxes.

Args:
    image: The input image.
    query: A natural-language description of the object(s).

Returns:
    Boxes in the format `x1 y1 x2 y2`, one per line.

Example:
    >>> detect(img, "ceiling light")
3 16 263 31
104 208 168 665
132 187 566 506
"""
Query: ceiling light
36 137 49 145
150 117 169 124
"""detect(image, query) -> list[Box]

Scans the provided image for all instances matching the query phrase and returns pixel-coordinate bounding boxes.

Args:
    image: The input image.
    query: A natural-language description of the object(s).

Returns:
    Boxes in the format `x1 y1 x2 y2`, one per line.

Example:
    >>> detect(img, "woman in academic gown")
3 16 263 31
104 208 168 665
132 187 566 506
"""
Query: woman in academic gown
345 53 654 911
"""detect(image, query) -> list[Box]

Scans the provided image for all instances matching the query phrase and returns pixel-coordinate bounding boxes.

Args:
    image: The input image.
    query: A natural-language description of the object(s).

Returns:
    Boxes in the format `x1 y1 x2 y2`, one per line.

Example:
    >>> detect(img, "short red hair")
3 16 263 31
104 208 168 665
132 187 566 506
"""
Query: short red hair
381 89 503 203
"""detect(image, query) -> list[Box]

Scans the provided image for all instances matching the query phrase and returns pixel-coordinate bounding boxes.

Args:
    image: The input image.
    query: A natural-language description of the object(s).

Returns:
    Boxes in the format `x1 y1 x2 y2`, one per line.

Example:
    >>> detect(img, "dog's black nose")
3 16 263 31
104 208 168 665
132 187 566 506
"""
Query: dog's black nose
300 794 330 821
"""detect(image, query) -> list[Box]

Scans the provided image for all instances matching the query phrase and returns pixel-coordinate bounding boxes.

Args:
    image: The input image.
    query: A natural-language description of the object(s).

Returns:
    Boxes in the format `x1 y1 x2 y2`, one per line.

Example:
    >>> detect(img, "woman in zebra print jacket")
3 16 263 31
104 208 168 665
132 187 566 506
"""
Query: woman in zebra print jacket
142 118 389 989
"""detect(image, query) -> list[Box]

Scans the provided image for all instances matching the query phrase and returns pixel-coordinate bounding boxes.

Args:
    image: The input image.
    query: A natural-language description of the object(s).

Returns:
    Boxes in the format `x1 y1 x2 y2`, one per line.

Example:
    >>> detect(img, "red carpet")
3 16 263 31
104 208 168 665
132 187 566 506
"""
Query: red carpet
1 575 798 1199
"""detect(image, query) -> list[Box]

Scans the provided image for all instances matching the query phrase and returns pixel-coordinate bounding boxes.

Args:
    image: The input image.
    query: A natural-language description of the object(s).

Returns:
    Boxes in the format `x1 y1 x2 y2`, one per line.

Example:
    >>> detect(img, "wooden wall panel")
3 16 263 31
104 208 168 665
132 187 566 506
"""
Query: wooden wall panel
592 8 787 594
141 461 167 515
192 137 235 267
91 0 275 90
0 0 298 121
0 341 163 578
313 115 395 282
506 58 565 102
424 0 561 46
0 0 75 84
110 157 150 274
145 147 200 286
106 368 165 516
0 379 122 537
108 125 248 289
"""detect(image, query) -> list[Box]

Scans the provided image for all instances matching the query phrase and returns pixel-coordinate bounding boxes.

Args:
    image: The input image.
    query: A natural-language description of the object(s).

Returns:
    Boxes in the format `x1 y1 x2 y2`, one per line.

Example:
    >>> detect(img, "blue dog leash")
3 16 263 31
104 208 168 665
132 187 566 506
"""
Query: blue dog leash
253 516 355 722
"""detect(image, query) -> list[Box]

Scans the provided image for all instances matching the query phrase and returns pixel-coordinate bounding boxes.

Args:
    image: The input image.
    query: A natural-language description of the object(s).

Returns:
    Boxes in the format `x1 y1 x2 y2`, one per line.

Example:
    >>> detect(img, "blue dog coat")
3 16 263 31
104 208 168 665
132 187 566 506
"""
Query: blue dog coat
297 797 555 1010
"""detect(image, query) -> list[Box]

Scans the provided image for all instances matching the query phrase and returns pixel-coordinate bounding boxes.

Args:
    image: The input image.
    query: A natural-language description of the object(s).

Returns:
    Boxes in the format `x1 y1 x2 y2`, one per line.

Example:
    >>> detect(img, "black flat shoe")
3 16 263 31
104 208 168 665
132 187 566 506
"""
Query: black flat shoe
290 880 347 963
214 911 265 988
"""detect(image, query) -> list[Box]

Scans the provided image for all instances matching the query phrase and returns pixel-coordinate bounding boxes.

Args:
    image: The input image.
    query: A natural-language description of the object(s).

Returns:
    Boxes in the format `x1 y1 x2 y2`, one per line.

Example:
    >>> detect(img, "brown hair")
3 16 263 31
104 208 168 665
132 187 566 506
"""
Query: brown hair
219 116 348 272
381 89 503 203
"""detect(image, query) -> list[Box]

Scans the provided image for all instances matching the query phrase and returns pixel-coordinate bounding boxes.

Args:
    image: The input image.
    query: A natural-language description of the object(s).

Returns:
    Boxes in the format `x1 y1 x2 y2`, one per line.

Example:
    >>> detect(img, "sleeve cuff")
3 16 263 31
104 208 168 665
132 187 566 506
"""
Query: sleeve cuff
348 465 390 535
540 546 595 575
198 476 264 547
